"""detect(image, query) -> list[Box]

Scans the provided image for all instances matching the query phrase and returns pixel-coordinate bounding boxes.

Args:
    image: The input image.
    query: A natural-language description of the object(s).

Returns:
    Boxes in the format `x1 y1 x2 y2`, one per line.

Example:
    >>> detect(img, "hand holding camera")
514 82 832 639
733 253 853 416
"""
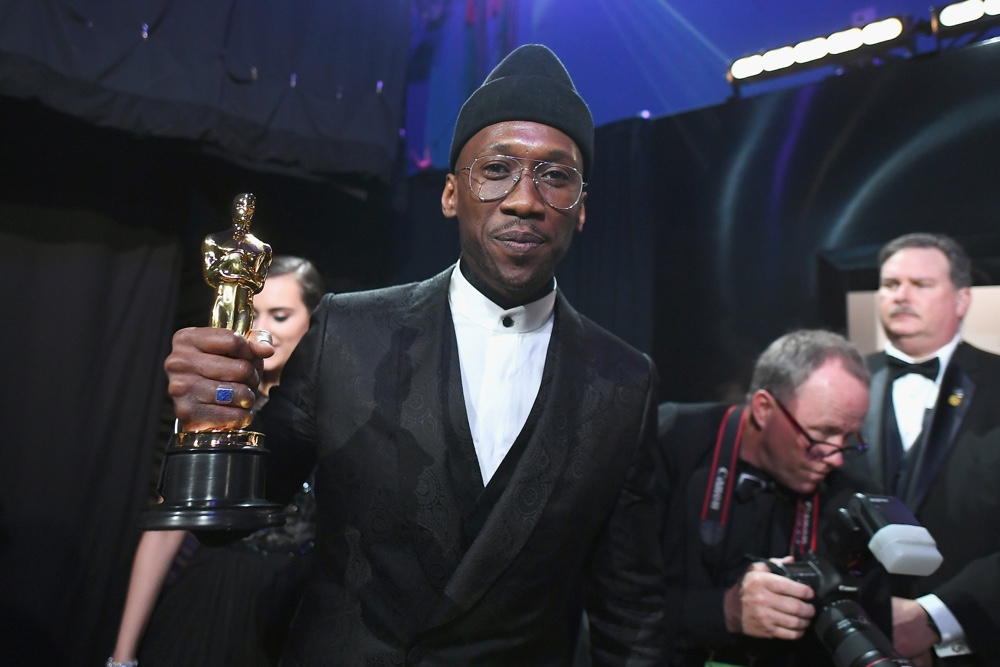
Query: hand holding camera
724 558 816 640
758 494 942 667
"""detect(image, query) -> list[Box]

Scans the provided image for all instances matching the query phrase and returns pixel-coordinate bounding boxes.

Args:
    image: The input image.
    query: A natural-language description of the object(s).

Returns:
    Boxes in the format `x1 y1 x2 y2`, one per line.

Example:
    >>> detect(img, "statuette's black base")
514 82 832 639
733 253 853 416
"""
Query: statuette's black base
140 431 285 532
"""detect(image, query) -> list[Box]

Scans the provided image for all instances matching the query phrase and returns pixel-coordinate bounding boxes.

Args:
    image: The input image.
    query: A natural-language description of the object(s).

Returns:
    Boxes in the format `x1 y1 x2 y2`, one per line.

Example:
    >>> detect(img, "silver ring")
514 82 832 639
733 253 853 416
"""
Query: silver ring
215 384 234 405
255 330 273 346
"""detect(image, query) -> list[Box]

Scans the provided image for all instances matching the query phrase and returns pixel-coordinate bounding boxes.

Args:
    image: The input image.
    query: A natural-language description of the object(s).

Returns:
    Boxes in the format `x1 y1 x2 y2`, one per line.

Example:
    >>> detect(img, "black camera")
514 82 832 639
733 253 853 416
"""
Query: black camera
765 494 942 667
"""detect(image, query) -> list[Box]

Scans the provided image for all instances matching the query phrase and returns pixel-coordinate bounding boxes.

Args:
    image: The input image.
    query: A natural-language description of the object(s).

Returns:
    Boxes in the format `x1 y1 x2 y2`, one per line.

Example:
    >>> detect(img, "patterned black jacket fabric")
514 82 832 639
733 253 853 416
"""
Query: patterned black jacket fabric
257 266 665 666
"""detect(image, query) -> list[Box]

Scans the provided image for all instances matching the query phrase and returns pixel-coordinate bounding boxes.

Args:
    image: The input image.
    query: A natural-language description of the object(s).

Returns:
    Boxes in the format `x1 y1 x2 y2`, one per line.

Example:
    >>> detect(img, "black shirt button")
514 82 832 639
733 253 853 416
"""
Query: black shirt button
502 316 514 328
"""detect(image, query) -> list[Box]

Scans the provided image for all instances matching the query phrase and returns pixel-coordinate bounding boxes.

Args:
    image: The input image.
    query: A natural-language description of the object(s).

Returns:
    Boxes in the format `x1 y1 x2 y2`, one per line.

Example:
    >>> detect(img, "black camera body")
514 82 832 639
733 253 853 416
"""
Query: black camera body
768 551 911 667
763 493 942 667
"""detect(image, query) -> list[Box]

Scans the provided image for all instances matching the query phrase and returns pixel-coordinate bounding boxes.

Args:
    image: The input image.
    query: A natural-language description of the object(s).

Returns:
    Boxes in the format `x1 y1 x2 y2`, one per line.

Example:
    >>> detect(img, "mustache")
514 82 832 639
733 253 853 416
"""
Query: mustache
493 218 546 239
889 305 918 317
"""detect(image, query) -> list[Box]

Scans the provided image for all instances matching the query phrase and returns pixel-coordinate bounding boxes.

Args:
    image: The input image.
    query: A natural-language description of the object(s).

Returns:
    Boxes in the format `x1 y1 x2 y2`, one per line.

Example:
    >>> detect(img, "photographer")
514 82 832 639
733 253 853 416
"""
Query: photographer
659 330 891 666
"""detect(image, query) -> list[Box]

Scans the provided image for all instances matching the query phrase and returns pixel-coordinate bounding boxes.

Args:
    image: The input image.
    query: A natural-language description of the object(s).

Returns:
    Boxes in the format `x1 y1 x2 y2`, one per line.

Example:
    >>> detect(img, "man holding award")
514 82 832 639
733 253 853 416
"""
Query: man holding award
159 44 665 665
144 193 282 533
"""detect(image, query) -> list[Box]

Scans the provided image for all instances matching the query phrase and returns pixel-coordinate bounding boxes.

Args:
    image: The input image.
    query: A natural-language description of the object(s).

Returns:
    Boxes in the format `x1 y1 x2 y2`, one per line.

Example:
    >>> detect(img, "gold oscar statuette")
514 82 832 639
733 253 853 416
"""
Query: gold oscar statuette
141 193 286 533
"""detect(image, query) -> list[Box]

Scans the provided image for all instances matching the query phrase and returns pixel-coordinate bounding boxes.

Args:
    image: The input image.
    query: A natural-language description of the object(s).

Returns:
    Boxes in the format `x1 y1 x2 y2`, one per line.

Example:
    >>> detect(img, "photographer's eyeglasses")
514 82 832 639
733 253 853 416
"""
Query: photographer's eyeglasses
459 155 586 210
767 391 868 460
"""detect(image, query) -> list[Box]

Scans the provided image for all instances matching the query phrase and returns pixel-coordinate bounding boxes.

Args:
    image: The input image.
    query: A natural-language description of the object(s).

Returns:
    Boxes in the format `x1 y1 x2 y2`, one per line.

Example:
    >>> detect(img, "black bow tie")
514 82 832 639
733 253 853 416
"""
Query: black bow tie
887 355 940 381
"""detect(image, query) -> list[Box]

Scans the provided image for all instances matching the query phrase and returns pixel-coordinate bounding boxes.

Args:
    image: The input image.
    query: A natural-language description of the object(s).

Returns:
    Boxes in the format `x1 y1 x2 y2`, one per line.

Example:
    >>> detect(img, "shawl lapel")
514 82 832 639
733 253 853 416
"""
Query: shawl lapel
424 292 590 629
394 268 468 591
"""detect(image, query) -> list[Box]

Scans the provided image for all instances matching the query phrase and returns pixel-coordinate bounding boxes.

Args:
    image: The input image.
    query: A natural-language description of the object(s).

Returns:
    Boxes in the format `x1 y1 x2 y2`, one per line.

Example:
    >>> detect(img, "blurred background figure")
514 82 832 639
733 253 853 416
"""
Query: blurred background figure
657 329 889 666
843 233 1000 666
109 256 325 667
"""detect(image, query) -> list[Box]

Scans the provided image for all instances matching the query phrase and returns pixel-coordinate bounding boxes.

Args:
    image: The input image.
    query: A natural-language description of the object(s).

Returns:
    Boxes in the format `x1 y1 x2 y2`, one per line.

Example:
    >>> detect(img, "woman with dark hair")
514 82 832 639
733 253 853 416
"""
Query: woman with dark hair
109 256 325 667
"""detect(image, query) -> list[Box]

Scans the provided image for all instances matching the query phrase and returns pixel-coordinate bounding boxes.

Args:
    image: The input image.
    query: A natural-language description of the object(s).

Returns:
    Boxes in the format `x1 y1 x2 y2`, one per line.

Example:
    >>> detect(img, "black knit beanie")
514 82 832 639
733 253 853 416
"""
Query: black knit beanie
449 44 594 178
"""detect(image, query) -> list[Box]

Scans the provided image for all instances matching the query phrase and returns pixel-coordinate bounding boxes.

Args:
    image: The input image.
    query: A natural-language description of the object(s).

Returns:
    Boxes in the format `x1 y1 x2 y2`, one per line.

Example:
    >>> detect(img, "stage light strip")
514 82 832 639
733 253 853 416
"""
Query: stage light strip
729 17 907 82
939 0 985 26
932 0 1000 36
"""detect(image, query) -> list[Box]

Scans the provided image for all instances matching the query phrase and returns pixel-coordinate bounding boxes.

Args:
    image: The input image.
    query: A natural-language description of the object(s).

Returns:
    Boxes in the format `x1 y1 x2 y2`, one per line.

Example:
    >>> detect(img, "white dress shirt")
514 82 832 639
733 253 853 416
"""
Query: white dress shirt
448 263 554 484
884 334 959 451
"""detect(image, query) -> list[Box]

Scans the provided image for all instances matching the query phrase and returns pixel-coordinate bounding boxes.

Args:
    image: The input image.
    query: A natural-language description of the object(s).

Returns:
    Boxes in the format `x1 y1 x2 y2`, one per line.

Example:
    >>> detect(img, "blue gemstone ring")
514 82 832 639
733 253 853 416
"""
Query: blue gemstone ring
215 384 235 405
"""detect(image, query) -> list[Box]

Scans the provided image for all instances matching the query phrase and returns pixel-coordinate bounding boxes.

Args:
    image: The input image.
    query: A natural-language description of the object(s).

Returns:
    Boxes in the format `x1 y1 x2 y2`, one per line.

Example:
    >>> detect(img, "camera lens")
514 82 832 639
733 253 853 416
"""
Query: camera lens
814 598 914 667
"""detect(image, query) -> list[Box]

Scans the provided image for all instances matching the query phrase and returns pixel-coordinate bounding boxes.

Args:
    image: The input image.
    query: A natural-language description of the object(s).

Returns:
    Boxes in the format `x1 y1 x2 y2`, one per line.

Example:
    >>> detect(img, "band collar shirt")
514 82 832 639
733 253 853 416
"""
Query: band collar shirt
884 333 960 450
448 263 555 484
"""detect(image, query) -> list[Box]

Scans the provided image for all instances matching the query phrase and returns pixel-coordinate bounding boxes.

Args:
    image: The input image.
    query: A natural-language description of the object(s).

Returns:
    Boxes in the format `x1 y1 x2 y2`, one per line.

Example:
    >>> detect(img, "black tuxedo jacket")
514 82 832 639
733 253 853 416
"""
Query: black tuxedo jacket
843 343 1000 664
256 267 665 666
658 402 889 667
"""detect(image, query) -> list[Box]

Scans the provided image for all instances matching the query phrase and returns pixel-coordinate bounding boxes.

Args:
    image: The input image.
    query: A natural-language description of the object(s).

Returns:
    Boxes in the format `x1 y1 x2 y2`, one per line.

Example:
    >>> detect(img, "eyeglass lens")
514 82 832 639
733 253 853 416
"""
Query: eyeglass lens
468 155 583 209
772 394 866 459
807 434 866 459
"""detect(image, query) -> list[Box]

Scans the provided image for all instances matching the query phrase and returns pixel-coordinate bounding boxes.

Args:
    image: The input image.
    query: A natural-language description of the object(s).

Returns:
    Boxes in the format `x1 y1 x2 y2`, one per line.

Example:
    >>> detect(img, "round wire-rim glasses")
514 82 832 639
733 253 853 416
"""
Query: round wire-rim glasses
459 154 586 210
766 391 868 460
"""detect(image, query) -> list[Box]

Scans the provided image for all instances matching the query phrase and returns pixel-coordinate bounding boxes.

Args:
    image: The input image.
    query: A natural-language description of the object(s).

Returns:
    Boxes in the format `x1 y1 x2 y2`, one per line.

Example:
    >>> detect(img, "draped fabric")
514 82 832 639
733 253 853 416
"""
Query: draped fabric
0 209 182 665
557 117 654 354
0 0 410 182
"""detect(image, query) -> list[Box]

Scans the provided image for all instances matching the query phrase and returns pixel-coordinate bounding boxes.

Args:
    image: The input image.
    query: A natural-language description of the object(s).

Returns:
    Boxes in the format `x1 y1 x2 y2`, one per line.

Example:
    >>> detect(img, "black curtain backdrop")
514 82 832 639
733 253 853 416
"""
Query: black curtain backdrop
0 0 410 183
651 39 1000 402
0 211 181 664
559 118 654 356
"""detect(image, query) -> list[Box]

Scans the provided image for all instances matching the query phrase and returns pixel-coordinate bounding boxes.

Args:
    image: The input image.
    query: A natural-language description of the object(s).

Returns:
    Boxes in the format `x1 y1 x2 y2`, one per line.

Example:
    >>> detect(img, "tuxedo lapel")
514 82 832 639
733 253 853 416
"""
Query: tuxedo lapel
428 293 586 627
905 350 976 511
394 269 469 591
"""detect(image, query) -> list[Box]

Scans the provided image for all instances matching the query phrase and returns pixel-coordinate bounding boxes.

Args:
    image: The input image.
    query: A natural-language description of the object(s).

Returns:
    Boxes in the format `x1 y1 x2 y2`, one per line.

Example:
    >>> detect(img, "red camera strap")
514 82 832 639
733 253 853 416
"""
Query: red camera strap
699 405 746 546
790 492 820 557
700 403 821 555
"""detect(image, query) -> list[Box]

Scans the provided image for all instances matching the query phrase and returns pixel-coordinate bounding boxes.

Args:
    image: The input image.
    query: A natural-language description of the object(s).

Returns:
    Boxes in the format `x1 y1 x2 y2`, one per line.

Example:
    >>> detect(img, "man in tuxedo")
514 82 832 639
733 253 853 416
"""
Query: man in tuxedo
843 232 1000 666
161 44 664 665
659 330 889 666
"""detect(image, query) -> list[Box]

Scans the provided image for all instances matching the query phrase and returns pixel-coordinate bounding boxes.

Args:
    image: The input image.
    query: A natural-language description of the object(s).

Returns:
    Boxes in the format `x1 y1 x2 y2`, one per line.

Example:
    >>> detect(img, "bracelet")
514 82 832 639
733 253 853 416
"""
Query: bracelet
106 658 138 667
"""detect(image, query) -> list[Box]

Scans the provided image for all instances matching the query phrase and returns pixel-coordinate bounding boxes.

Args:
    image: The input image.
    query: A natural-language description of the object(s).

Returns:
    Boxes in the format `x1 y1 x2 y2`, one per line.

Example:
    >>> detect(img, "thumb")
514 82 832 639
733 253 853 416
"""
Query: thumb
247 328 275 358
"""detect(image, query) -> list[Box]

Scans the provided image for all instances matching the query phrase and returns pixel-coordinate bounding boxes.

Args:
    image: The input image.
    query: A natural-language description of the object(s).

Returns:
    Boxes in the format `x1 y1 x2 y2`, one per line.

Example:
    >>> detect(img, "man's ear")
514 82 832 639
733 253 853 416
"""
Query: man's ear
748 390 773 430
955 286 971 320
441 173 458 219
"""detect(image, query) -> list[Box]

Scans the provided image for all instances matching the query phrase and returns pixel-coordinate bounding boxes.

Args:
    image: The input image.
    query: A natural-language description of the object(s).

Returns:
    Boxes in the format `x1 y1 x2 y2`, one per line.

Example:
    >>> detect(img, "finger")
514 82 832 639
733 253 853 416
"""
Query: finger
761 600 814 635
773 596 816 622
767 620 809 641
740 600 813 639
172 380 256 430
742 570 813 601
209 382 256 410
166 328 262 430
761 572 815 601
740 590 816 626
165 356 260 400
175 326 257 360
168 328 261 387
247 328 276 359
178 400 254 432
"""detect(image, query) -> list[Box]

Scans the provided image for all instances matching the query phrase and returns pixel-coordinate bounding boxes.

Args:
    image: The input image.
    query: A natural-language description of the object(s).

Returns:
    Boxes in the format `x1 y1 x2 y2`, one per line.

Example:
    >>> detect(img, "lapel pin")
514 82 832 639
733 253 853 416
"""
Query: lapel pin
947 389 963 407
